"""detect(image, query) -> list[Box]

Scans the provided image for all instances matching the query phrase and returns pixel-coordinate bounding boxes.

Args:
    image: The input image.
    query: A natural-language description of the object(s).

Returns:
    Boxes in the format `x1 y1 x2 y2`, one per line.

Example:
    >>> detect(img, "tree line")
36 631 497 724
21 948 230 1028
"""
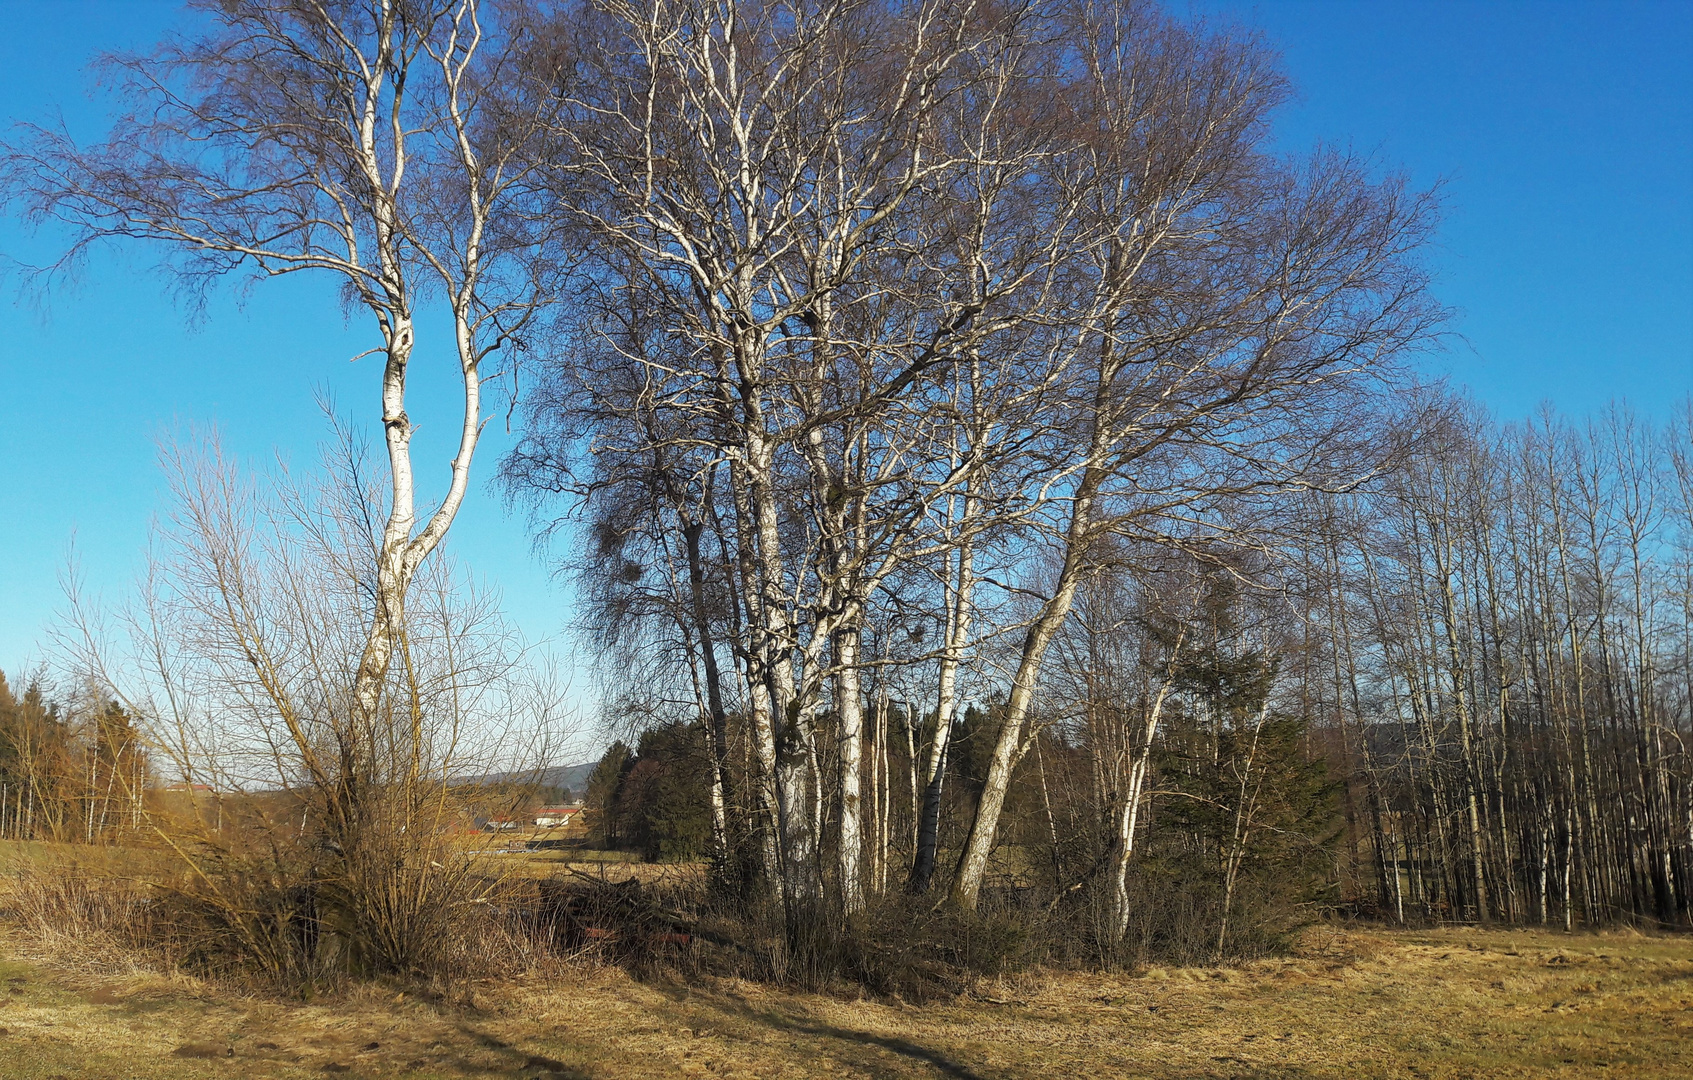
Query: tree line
575 399 1693 956
1309 404 1693 929
0 672 149 843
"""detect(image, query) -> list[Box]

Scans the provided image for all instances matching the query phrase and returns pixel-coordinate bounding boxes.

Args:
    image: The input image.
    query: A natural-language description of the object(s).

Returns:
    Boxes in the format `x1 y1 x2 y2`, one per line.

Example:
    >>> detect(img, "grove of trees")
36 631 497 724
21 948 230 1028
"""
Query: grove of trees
504 0 1439 951
5 0 1687 981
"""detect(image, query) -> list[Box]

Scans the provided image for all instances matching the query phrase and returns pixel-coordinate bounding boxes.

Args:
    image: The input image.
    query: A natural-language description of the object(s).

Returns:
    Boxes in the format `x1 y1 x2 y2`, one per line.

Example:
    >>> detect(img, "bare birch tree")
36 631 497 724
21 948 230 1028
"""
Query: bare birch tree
944 0 1440 910
6 0 576 975
5 0 563 842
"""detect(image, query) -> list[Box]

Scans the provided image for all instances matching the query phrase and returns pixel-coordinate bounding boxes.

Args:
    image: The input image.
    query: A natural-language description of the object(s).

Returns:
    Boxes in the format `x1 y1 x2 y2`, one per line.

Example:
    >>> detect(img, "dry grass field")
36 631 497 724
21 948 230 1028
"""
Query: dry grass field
0 922 1685 1079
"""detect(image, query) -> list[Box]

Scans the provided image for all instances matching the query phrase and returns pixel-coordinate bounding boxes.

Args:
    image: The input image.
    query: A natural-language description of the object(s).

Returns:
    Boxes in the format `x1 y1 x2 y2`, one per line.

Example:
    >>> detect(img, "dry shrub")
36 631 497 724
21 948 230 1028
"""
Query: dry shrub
836 898 1034 1001
148 843 577 992
1067 864 1324 968
5 842 565 996
535 872 718 980
532 871 798 984
48 430 577 995
436 898 574 983
528 871 1037 1000
8 865 162 968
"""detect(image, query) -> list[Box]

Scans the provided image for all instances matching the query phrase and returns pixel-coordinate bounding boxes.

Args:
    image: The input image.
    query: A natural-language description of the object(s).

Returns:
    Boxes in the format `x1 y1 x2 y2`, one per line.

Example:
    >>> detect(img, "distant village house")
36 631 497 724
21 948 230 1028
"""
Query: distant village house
534 805 580 828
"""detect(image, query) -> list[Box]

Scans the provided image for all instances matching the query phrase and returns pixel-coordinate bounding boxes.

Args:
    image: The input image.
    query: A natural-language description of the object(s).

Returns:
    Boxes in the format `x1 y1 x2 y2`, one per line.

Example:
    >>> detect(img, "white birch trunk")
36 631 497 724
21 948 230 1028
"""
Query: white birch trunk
835 626 866 915
951 478 1099 910
912 521 976 891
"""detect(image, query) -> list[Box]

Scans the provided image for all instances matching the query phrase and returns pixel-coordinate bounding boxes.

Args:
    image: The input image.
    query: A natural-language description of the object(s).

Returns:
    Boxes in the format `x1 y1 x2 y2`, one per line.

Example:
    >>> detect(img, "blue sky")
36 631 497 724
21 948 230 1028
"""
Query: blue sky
1188 0 1693 410
2 0 1690 685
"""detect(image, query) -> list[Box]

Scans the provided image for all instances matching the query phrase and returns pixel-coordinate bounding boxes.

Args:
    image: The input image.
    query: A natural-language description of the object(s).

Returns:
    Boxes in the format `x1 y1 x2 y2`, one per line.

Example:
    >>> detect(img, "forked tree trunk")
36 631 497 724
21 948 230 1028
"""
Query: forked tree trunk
1107 675 1177 941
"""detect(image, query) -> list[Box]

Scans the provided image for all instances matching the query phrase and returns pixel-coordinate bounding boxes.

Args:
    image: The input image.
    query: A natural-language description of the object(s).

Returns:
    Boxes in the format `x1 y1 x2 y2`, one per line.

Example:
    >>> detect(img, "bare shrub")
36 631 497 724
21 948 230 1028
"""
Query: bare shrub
525 867 1035 999
834 897 1034 1001
53 429 575 990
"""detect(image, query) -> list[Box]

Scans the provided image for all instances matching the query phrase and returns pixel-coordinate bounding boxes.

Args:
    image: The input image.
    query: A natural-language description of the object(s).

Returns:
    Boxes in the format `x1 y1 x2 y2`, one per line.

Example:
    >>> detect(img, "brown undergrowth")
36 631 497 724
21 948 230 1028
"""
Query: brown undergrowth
0 849 1031 1003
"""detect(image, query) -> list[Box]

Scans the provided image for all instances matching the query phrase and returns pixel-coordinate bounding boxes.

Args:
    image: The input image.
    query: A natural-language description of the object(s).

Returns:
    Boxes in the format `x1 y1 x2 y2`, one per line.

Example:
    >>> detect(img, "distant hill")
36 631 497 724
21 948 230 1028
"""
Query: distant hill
533 761 597 792
476 761 597 793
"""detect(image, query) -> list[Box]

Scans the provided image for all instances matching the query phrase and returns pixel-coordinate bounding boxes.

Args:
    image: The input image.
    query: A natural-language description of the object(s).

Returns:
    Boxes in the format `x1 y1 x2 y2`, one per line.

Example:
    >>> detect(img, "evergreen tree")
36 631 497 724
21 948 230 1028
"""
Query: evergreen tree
584 741 632 848
621 722 712 862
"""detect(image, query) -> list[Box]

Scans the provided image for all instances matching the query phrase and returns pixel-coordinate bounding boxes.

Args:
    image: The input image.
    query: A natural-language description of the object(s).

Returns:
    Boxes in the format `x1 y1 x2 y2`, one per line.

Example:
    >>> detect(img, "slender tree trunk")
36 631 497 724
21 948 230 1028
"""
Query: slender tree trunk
1108 674 1177 940
951 475 1100 911
1435 531 1492 922
911 523 976 892
682 516 739 884
1217 700 1271 959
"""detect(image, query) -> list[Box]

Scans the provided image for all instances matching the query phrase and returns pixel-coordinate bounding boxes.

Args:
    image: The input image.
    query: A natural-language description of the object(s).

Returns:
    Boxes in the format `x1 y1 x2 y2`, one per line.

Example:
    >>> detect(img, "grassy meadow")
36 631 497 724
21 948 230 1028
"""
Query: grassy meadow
0 904 1685 1079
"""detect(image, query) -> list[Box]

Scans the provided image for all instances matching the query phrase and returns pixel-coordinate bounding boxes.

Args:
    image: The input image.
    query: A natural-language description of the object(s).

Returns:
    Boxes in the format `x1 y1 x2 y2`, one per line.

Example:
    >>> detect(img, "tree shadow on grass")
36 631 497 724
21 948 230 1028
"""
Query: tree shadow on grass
693 996 989 1080
763 1015 989 1079
441 1025 594 1078
446 994 987 1079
